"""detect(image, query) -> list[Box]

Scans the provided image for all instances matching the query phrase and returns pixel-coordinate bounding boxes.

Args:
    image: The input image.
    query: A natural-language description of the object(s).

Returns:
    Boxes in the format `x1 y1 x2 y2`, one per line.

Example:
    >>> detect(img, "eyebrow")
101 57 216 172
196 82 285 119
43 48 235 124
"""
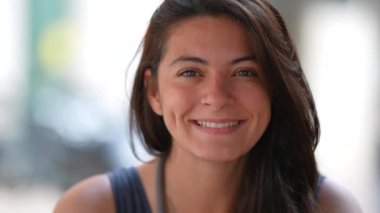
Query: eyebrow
231 55 257 64
170 55 257 66
170 56 207 66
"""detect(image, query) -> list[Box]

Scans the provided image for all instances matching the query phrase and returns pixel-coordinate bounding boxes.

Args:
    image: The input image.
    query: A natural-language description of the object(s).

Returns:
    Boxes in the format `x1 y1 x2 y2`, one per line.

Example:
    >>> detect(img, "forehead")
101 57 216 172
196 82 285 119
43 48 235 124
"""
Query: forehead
161 15 256 62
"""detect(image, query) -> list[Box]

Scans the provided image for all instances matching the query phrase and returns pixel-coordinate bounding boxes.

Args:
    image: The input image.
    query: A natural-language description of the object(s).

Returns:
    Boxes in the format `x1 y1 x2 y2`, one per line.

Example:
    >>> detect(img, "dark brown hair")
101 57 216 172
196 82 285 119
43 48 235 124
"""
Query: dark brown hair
129 0 320 212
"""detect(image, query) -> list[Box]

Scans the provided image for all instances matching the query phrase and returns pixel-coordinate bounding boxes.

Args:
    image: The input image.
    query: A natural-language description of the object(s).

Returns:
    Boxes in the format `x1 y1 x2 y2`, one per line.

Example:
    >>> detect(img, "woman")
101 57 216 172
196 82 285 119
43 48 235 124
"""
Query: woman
54 0 362 212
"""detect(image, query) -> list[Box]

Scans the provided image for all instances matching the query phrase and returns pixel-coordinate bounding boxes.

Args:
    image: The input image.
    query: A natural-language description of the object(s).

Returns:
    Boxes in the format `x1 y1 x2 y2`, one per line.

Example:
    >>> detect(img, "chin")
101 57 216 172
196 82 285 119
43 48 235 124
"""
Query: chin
194 149 248 163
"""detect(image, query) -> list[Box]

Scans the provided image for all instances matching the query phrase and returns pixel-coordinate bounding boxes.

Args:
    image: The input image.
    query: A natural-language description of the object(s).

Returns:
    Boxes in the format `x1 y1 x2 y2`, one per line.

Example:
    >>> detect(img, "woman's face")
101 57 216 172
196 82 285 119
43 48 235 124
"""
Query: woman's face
146 16 271 162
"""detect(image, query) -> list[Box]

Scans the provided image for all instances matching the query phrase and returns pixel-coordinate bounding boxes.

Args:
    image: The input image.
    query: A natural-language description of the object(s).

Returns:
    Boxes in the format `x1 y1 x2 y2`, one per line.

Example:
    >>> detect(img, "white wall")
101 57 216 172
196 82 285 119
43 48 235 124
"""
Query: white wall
301 2 379 213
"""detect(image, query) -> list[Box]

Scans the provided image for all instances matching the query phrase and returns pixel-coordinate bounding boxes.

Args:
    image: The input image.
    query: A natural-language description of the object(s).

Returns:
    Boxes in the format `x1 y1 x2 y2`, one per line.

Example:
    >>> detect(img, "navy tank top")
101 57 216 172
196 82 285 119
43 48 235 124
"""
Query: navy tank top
108 167 151 213
108 167 325 213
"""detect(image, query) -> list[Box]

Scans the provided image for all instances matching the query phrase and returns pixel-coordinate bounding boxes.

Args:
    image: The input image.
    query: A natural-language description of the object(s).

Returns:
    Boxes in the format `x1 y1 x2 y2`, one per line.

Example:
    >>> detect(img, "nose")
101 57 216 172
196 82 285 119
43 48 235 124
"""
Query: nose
201 75 234 111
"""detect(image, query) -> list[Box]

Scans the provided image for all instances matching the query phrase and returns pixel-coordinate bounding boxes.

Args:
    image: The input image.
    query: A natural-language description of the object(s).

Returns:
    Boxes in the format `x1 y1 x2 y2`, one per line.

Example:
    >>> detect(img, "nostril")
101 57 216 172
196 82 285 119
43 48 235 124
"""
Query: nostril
201 96 234 111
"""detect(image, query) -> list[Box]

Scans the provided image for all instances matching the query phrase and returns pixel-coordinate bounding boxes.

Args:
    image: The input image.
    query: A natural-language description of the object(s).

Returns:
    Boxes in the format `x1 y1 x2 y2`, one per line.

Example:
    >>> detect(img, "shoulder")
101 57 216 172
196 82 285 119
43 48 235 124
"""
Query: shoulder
136 159 159 211
53 174 114 213
316 178 362 213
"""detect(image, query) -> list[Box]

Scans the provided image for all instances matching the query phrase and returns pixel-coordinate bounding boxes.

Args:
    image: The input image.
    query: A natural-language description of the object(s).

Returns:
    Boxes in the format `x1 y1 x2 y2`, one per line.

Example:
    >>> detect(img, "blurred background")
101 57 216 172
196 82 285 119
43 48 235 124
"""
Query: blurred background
0 0 378 212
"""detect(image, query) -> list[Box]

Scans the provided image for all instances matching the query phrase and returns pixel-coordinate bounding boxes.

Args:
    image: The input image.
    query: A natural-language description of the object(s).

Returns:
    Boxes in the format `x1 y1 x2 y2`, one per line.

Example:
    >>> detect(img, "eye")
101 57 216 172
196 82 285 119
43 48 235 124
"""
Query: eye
178 69 201 77
234 68 258 77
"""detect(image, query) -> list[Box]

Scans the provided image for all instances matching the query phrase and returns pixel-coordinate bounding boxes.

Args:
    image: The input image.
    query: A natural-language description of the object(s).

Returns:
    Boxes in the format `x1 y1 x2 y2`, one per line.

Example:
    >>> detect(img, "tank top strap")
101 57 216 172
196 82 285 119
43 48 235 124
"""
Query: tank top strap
313 175 326 210
108 167 151 213
314 175 325 201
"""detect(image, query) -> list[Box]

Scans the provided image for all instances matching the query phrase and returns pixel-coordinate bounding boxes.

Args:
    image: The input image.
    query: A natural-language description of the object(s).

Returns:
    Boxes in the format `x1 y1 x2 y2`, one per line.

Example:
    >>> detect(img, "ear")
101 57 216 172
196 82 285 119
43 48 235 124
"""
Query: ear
144 69 163 116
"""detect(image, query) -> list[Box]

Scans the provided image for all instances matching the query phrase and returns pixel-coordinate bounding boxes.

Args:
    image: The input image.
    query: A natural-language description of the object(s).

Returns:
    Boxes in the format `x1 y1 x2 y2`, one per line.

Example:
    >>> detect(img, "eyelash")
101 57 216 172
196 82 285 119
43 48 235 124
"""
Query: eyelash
177 68 258 78
178 69 202 77
233 69 258 77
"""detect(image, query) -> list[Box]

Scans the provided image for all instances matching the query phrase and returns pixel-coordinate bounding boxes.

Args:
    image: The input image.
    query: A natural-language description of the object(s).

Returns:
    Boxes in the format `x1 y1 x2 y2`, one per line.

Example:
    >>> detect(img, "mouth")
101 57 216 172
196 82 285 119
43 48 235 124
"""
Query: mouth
193 120 243 129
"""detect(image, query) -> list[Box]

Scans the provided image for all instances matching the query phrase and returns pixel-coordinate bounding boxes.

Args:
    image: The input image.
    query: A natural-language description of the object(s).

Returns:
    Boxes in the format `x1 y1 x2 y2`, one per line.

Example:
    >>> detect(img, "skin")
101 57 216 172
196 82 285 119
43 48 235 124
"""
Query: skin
53 170 363 213
146 16 271 164
53 16 363 213
144 15 271 212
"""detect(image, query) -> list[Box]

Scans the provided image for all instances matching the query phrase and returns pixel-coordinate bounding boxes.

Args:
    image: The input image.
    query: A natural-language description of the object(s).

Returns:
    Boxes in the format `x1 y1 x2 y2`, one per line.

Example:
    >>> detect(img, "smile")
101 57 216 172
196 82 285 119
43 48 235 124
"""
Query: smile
195 120 241 128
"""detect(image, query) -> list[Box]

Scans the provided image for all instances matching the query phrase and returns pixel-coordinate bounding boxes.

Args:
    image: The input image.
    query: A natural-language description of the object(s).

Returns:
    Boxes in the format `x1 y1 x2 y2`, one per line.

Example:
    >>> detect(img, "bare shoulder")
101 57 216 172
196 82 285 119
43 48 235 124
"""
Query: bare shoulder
53 174 114 213
317 178 362 213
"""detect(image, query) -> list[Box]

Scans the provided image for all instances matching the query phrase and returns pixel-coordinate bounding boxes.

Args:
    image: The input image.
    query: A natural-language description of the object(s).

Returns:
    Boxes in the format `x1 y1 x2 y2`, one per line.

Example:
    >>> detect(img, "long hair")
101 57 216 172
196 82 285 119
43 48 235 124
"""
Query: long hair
129 0 320 212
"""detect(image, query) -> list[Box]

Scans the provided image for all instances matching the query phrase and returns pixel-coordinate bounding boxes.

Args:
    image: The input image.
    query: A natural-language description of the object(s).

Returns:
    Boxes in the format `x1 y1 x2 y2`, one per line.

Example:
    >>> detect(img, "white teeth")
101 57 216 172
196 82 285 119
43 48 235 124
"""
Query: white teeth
196 121 239 128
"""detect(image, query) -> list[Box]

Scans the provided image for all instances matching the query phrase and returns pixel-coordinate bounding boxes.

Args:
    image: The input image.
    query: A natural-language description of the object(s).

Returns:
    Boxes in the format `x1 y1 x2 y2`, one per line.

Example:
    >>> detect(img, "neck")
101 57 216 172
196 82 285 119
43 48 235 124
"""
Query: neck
162 148 246 213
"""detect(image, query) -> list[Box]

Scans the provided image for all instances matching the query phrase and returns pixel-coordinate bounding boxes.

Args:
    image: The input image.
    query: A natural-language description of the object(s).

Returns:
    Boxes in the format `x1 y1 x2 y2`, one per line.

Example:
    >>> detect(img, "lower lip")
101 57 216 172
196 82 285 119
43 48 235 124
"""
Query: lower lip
192 121 244 134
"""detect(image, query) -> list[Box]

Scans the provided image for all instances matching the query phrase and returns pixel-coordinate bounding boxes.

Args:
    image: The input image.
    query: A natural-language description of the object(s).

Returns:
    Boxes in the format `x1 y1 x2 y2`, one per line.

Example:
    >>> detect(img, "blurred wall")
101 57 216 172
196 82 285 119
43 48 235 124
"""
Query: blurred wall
273 0 379 212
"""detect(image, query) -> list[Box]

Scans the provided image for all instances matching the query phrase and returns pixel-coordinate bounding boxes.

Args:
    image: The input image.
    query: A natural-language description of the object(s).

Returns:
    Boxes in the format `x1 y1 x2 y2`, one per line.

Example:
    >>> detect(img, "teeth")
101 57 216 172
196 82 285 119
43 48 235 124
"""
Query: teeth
196 121 239 128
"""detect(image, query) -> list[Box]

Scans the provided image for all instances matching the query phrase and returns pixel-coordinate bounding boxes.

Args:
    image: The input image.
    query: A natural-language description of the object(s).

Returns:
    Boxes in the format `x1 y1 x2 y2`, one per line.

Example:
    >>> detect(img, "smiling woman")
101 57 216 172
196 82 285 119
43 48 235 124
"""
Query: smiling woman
145 16 271 163
54 0 362 213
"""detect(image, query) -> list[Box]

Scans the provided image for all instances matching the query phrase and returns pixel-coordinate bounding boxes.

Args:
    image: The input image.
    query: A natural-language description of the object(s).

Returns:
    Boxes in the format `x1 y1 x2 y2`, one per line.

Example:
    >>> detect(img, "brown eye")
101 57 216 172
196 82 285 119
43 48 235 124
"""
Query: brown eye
179 69 201 77
234 69 258 77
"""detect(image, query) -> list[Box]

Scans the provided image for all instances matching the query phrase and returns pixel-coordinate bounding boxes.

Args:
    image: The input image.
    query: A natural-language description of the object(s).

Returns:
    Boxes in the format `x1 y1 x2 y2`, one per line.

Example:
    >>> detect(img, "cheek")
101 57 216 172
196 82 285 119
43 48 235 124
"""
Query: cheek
237 85 271 110
158 83 197 131
160 93 196 143
238 86 272 131
159 85 195 112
